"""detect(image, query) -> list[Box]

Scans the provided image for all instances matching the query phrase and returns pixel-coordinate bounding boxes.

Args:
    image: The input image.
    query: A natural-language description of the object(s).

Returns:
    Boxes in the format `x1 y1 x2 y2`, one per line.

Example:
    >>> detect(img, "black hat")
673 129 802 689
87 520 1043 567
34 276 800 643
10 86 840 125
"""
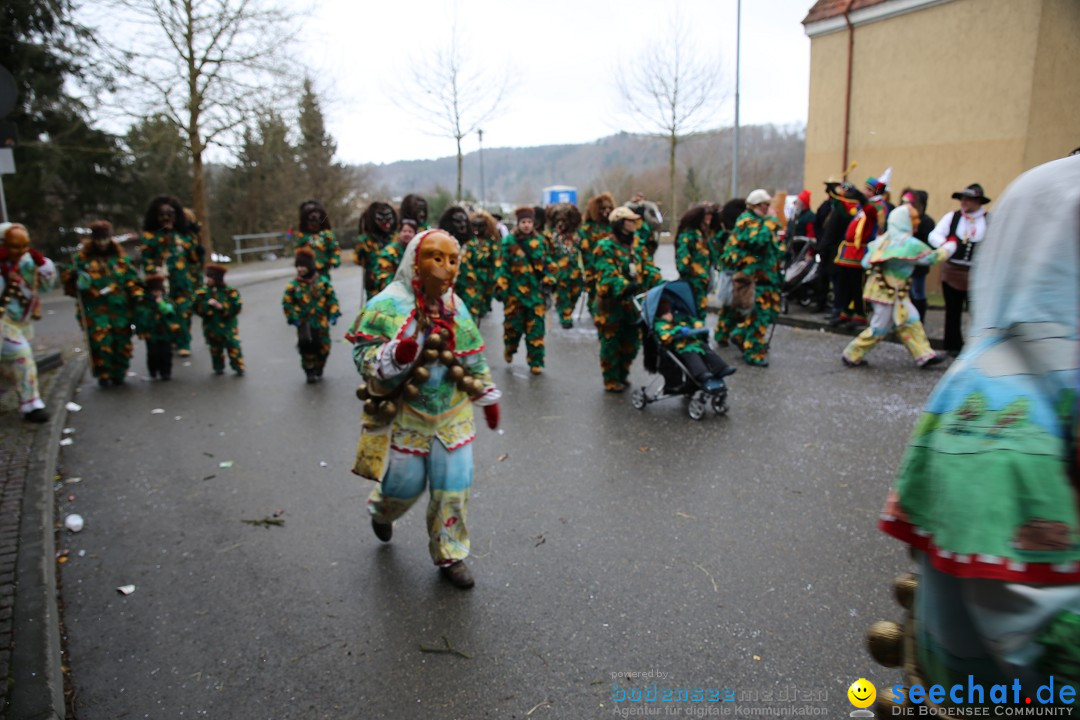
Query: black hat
951 183 990 205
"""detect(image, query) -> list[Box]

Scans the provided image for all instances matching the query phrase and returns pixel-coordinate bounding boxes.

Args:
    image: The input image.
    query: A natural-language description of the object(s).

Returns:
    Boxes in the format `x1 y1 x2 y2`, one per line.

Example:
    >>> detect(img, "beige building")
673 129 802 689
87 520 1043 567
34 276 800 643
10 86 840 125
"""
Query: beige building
802 0 1080 222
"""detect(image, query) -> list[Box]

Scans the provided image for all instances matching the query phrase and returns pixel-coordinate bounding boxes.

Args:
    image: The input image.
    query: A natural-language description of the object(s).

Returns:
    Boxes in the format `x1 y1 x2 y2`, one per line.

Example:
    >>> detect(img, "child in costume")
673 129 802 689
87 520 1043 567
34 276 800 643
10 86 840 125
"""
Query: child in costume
136 274 181 381
193 264 245 376
348 229 501 589
282 248 340 383
654 298 735 391
66 220 142 387
0 223 57 422
842 205 953 368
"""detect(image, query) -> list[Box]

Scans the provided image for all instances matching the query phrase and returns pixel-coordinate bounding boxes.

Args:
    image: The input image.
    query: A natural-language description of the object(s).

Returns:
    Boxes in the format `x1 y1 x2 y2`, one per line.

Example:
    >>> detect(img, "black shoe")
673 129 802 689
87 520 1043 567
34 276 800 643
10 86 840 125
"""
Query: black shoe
920 354 945 368
827 316 845 327
371 519 393 542
561 320 573 329
718 366 737 378
214 368 224 375
439 560 475 589
98 377 109 388
842 355 868 368
235 369 245 377
305 371 317 384
23 408 49 423
160 372 171 381
315 366 324 377
149 369 158 379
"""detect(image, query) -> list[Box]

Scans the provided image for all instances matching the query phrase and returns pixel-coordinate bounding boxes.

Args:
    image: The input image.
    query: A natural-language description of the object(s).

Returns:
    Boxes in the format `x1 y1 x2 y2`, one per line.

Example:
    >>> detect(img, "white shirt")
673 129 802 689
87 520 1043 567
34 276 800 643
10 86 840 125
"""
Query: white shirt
929 208 988 249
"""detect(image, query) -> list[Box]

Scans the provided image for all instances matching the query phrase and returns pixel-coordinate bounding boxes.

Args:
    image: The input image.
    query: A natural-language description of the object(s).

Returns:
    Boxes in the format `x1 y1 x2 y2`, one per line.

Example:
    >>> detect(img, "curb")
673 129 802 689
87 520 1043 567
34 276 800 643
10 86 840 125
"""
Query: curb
11 353 87 720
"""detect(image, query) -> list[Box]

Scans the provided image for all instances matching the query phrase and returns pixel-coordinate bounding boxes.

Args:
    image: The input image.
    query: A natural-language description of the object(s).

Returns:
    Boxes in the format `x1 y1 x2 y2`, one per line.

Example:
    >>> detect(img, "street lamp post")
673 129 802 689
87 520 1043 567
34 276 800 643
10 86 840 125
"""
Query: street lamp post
732 0 741 200
478 128 485 210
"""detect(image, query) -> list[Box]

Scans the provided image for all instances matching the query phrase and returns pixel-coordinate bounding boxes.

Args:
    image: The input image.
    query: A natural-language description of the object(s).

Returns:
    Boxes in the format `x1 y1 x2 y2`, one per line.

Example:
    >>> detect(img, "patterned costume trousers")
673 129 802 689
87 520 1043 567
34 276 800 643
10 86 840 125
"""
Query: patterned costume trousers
298 327 331 372
843 300 935 365
367 442 473 566
503 296 546 369
205 329 245 372
0 320 43 412
730 287 780 365
595 303 640 388
555 267 583 325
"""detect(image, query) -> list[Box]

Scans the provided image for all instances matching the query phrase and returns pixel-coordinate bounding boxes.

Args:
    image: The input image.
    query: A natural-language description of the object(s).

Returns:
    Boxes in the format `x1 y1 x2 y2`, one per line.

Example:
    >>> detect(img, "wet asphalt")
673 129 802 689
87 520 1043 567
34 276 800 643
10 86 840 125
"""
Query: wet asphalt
45 255 945 719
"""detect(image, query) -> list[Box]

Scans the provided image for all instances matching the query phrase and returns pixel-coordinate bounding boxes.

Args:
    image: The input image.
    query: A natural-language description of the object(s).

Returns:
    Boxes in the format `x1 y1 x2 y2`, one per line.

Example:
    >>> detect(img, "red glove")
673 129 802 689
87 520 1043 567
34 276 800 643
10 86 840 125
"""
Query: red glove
394 337 419 364
482 403 500 430
29 249 46 266
946 235 960 244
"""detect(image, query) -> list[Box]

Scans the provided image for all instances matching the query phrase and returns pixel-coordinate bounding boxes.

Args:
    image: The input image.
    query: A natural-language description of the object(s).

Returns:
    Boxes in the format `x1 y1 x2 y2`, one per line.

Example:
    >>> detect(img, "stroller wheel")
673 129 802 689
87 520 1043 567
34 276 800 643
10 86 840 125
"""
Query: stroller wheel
687 393 706 421
711 392 729 415
631 387 647 410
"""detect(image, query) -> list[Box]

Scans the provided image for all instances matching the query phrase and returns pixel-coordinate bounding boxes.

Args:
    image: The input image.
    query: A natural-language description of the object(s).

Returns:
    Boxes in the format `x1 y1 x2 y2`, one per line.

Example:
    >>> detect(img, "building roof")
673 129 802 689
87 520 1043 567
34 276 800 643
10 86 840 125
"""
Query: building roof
802 0 891 25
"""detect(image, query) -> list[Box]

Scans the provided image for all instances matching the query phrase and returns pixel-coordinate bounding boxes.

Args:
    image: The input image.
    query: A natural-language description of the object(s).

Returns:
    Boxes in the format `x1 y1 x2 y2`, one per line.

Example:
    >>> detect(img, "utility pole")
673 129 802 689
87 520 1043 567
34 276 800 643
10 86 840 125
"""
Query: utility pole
731 0 741 200
478 128 485 210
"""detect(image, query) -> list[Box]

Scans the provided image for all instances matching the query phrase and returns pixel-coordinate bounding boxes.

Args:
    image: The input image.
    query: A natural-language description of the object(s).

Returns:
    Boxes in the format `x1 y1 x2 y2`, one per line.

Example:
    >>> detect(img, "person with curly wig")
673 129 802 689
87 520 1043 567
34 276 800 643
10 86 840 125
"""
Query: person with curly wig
547 203 584 328
141 194 201 356
675 203 719 313
467 210 500 320
294 200 340 281
355 201 398 293
578 192 616 312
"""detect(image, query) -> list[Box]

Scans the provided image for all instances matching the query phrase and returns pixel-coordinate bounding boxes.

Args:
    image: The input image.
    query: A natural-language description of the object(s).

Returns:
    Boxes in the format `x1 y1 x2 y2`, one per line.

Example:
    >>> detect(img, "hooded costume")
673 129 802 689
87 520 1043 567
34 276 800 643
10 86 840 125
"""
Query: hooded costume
282 248 340 381
193 264 245 375
493 208 558 372
135 274 181 381
348 230 500 573
842 206 953 367
876 156 1080 698
0 223 57 418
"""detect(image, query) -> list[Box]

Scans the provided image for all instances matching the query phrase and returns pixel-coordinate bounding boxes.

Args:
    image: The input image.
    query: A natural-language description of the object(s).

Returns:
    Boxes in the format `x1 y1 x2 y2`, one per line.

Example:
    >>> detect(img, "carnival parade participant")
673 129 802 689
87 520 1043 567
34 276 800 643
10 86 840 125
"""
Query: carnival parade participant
135 274 180 381
439 205 484 321
467 210 500 321
0 223 57 422
721 189 785 367
675 202 718 312
141 194 201 356
578 192 615 310
193 264 245 376
546 203 584 329
355 201 398 294
66 220 142 387
494 207 557 375
654 297 735 391
294 199 339 282
832 183 880 330
282 248 340 383
841 205 951 368
399 193 430 230
878 155 1080 697
593 206 662 392
349 229 501 589
373 218 416 294
928 183 991 356
712 198 746 347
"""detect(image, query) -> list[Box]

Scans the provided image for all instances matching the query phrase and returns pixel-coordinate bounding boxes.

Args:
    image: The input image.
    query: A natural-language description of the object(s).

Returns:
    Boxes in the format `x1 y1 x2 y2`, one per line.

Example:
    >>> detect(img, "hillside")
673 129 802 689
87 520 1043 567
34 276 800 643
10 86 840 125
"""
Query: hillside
361 124 806 209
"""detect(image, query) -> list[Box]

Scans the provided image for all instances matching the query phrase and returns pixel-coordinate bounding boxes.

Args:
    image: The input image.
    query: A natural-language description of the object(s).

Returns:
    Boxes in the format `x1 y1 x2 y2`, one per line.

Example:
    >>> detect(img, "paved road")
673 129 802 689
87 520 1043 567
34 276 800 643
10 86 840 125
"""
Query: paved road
51 261 944 719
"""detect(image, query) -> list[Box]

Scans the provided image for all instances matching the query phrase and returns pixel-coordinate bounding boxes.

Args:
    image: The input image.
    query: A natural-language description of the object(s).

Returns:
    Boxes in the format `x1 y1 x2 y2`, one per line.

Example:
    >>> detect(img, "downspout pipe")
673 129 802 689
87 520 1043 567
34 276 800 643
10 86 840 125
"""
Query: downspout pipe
842 0 856 173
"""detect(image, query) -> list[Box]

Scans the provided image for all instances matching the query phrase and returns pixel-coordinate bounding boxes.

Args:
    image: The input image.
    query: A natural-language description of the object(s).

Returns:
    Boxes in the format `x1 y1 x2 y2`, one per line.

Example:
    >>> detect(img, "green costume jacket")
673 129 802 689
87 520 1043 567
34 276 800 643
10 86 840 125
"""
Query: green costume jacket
193 285 242 336
721 212 785 288
373 240 407 294
282 277 341 330
135 293 181 343
295 230 340 278
141 230 202 299
654 312 708 355
594 236 662 313
494 232 557 306
69 247 142 332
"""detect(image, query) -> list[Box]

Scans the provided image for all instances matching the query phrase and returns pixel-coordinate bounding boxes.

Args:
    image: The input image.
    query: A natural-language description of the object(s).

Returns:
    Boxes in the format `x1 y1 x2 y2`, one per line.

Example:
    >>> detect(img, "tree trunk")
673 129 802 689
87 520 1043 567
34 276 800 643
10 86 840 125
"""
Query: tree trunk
184 0 210 250
456 136 463 203
191 146 210 250
668 132 678 230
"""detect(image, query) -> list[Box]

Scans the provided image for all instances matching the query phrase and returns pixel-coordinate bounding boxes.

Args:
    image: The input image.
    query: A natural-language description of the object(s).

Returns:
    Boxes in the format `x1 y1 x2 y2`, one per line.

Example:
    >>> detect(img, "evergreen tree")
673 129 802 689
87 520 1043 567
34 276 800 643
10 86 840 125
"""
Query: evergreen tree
123 115 193 222
1 0 125 253
296 78 352 229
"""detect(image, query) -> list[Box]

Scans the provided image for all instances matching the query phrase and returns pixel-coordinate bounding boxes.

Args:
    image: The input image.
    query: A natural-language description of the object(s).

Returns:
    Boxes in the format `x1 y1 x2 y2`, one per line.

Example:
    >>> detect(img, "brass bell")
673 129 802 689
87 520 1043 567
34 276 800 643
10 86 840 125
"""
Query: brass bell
355 383 368 401
422 348 439 363
426 332 443 350
378 400 397 420
893 572 918 610
403 383 420 399
448 365 465 382
413 366 430 383
439 349 455 365
866 620 903 668
363 399 378 416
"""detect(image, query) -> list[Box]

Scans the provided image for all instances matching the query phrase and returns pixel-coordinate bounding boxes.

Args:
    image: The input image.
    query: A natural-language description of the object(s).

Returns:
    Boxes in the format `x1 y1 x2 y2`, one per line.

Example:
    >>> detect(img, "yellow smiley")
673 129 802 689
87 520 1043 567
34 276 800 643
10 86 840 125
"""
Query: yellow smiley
848 678 876 709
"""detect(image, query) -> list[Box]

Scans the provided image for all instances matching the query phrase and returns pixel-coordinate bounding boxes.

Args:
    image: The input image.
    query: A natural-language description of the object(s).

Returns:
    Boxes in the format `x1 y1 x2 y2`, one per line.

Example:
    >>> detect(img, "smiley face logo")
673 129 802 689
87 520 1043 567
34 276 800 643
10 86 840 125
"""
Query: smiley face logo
848 678 876 709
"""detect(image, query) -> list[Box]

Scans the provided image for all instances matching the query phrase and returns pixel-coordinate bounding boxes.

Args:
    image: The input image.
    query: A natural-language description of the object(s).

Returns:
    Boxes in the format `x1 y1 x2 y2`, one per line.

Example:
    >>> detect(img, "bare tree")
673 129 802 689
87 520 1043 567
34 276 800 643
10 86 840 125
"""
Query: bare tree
616 14 727 224
95 0 296 247
404 22 511 202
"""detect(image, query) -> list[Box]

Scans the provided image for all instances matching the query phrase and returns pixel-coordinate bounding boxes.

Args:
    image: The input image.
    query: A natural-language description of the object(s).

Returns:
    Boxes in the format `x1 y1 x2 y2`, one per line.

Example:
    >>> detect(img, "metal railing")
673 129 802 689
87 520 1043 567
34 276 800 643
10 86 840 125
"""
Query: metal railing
232 232 290 264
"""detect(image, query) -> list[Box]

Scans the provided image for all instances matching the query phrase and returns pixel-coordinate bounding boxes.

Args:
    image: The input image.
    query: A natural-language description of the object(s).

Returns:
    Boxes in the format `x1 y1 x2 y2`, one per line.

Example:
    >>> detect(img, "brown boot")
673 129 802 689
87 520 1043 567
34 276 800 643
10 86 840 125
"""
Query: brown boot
439 560 475 589
530 366 542 375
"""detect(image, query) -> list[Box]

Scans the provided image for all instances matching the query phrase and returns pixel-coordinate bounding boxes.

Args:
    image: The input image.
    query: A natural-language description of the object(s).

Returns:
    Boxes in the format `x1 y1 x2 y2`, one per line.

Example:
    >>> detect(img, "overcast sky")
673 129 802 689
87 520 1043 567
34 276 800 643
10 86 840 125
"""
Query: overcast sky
302 0 817 166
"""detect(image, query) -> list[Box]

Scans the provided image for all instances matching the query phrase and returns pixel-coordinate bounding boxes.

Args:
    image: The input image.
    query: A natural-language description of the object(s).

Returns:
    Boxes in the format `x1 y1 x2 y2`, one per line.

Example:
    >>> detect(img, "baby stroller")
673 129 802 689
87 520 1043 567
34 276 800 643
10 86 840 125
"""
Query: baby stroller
631 280 730 421
781 235 820 313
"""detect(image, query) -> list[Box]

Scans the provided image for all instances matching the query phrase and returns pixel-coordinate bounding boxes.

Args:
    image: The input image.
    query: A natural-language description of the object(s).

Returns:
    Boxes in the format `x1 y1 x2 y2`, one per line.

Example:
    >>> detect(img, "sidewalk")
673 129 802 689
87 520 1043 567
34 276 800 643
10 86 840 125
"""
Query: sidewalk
0 255 303 719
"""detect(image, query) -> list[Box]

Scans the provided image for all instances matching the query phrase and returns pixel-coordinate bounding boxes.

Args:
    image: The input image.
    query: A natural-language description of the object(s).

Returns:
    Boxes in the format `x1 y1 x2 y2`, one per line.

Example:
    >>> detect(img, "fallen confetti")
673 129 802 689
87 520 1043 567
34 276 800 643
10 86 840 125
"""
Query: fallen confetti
219 461 233 468
151 408 165 414
62 428 75 435
497 453 509 462
319 461 328 468
59 438 73 446
65 402 82 412
242 517 285 528
117 585 135 595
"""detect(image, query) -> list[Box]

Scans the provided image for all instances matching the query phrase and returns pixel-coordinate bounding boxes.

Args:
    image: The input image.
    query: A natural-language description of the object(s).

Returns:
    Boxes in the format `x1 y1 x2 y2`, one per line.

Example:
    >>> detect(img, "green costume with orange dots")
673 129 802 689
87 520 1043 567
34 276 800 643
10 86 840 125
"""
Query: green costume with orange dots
69 244 142 382
194 284 245 373
494 231 556 369
282 276 340 373
593 235 662 389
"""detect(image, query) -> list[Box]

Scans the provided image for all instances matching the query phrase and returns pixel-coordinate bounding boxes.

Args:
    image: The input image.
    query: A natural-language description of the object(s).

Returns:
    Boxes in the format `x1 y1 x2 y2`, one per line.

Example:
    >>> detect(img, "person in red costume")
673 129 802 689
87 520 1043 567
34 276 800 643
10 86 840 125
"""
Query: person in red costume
349 230 501 589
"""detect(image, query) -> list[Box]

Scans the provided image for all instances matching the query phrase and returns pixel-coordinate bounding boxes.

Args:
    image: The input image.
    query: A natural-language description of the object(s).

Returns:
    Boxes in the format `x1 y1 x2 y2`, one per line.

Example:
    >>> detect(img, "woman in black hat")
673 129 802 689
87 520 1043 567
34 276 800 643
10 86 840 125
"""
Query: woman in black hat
928 183 991 354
